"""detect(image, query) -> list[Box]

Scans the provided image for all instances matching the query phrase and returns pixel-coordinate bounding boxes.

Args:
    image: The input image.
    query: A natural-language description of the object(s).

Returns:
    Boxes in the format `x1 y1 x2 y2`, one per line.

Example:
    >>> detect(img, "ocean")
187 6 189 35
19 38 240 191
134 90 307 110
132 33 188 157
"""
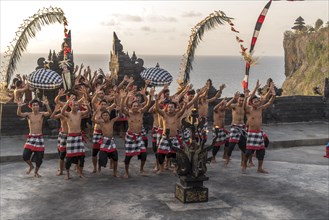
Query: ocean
2 53 285 97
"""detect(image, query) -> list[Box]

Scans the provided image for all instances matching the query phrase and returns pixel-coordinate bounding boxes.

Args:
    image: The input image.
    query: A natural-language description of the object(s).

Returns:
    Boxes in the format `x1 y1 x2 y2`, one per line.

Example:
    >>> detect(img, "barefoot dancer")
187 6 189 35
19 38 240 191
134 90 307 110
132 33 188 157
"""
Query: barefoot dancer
225 91 247 167
155 96 186 174
61 97 90 180
17 98 52 177
120 88 154 178
93 108 121 177
211 98 229 163
50 104 68 176
242 80 275 174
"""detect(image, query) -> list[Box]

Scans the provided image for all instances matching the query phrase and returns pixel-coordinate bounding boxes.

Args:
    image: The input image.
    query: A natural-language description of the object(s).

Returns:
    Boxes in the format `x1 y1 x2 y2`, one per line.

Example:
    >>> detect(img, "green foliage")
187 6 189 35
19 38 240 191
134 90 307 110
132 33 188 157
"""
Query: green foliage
315 19 324 30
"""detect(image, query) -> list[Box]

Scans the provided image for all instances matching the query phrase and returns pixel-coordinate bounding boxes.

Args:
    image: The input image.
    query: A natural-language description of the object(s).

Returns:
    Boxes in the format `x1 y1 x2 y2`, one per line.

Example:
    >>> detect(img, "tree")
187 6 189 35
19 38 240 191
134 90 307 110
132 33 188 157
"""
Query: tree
315 19 323 30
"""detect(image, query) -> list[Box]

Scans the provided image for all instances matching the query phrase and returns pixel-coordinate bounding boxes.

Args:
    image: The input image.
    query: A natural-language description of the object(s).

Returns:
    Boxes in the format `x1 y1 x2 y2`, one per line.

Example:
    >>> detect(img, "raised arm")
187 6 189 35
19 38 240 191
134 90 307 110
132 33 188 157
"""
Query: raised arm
141 87 155 113
119 90 129 115
207 84 225 103
155 94 165 117
226 91 239 110
247 80 261 105
17 101 29 118
41 97 52 117
55 88 66 107
177 102 187 118
61 97 72 117
214 97 227 112
50 105 62 119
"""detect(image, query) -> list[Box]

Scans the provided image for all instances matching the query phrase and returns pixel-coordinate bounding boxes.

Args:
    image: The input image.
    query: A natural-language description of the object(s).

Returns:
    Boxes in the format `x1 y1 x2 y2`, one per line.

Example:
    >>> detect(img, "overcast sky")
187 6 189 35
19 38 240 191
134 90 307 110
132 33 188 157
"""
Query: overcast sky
1 0 328 56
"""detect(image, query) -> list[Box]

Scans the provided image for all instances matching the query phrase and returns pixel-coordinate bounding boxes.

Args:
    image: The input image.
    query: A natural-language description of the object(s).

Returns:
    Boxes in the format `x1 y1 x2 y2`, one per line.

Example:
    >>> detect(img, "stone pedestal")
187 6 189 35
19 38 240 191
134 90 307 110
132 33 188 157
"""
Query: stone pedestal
175 176 209 203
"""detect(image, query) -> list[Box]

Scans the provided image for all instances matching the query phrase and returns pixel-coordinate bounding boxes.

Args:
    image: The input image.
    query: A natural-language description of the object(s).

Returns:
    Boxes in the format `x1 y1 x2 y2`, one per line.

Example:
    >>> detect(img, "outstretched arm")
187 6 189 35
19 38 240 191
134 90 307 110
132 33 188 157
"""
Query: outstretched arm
41 97 52 117
141 87 155 113
226 91 239 110
17 101 29 118
207 84 225 103
155 94 165 117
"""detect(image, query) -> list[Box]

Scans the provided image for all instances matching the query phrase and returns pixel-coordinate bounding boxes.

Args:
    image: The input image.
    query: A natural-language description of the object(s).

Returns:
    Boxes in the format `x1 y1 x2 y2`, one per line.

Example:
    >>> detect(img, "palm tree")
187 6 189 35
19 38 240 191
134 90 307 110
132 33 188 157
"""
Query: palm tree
178 11 232 85
1 7 68 86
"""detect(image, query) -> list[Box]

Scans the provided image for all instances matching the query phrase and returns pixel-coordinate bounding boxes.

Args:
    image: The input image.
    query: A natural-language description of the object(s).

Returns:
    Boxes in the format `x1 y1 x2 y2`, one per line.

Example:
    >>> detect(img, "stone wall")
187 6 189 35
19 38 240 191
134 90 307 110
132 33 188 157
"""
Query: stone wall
1 96 328 136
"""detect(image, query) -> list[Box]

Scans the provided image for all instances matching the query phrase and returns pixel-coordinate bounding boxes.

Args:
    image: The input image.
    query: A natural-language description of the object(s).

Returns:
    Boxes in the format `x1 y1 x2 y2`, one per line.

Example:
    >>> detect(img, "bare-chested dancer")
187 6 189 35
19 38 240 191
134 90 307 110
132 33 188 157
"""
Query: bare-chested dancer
50 104 68 176
225 91 247 167
197 83 225 144
242 80 275 174
17 98 52 177
93 107 121 177
211 98 229 163
120 88 154 178
155 95 186 174
91 100 116 173
148 104 161 171
61 97 90 180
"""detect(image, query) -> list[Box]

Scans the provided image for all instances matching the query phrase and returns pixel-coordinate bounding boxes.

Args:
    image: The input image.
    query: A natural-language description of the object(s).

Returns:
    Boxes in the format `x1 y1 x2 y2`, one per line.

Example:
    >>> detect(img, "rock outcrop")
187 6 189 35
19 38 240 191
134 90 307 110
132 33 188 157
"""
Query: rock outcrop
282 27 328 95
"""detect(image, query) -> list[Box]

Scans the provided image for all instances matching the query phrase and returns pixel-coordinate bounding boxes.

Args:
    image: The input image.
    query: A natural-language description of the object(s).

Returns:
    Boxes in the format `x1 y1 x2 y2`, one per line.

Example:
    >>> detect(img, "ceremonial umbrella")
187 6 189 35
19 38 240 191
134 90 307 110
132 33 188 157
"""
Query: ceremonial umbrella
27 68 63 90
140 67 173 86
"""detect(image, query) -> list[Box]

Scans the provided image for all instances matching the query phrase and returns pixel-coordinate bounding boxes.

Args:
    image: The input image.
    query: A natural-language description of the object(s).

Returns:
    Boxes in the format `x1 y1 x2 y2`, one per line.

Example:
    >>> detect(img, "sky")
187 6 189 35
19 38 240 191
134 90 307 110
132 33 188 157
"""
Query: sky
0 0 328 57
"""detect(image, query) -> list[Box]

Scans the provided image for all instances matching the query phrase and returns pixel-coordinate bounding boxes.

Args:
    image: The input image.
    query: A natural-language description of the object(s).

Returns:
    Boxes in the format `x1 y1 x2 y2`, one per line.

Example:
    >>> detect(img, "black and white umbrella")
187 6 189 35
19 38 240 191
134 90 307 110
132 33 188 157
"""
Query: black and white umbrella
140 67 173 86
27 68 63 90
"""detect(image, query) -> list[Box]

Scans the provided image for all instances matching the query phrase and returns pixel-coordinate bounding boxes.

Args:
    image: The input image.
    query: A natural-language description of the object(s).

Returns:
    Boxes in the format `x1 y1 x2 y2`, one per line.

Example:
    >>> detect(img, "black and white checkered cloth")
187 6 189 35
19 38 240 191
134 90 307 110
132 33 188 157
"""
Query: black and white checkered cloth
140 67 173 86
27 68 63 90
92 130 103 149
66 134 86 157
229 124 247 143
157 136 180 154
124 132 145 156
246 130 265 150
58 132 67 152
24 134 45 151
100 137 117 153
212 127 228 146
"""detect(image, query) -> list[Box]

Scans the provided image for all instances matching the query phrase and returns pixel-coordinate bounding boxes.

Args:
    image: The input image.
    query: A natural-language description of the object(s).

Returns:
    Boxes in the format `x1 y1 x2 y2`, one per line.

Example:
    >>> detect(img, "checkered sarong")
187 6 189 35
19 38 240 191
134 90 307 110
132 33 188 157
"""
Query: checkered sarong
66 133 86 157
229 124 246 143
58 132 67 152
92 129 103 149
141 126 148 141
157 136 180 154
151 127 158 143
124 132 145 156
100 136 117 153
24 134 45 152
212 127 228 147
246 130 265 150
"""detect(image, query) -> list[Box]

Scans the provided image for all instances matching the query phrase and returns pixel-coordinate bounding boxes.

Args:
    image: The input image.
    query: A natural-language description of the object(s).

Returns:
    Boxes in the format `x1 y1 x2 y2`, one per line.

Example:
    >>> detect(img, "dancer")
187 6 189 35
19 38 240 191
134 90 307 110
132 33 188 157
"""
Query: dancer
17 98 52 177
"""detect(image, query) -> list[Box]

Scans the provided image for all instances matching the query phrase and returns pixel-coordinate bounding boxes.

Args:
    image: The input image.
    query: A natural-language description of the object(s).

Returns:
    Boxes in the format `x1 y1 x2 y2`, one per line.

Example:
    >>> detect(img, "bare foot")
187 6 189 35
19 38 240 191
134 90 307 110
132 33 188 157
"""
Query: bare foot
123 173 129 178
91 170 97 174
248 162 255 167
64 174 71 180
79 174 86 179
156 169 164 175
26 166 34 175
34 172 41 178
257 169 269 174
113 172 120 178
56 170 63 176
211 158 217 163
241 167 246 174
139 170 148 176
224 160 229 168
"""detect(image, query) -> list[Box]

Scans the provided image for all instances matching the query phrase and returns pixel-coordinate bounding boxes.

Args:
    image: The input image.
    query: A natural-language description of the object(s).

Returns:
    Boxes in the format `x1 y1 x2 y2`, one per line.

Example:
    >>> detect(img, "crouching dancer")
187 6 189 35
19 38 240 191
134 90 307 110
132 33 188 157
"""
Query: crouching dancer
93 105 121 177
61 97 90 180
17 98 52 177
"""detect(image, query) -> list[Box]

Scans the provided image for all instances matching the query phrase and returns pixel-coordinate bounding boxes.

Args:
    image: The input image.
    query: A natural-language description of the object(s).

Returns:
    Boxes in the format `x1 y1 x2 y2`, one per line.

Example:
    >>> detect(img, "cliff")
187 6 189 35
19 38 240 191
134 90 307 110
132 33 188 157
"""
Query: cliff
282 27 329 95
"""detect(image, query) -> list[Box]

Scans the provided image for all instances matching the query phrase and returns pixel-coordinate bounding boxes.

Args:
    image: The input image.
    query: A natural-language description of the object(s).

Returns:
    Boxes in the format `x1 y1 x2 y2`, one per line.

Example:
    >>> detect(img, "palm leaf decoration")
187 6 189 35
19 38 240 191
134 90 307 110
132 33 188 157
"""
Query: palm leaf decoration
1 7 68 86
178 10 232 85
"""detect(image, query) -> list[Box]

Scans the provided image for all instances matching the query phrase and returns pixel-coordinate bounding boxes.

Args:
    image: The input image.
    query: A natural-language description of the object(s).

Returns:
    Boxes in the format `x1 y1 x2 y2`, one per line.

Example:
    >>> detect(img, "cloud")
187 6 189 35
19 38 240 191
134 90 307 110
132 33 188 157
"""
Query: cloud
113 13 143 22
100 19 118 26
141 26 153 32
147 16 177 22
182 11 202 17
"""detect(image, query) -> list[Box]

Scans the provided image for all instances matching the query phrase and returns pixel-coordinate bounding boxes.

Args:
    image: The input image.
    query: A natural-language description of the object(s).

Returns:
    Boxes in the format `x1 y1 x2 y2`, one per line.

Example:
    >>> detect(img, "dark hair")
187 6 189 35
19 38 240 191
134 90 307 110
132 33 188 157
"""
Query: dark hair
163 89 170 94
250 95 259 101
15 80 22 88
101 110 110 116
167 101 177 108
99 99 107 105
29 99 40 106
187 89 195 95
239 93 245 98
